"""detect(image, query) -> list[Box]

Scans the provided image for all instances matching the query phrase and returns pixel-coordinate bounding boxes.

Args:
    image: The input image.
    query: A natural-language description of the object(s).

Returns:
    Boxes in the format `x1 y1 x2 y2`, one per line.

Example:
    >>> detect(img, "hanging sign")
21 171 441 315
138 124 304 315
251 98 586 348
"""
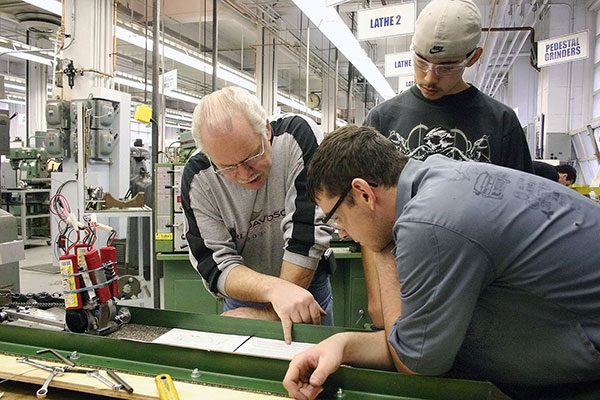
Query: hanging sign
161 69 178 91
398 76 415 93
385 51 413 77
357 2 416 41
537 31 588 67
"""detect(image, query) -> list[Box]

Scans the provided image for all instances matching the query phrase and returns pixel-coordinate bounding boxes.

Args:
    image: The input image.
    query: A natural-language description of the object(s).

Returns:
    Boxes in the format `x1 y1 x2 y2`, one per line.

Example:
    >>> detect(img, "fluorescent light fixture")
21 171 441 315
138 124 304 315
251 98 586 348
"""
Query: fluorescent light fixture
21 0 61 15
166 111 193 122
114 76 148 91
0 46 52 66
165 123 191 130
115 75 202 105
291 1 395 100
4 83 26 92
164 90 201 104
116 26 256 92
0 98 26 105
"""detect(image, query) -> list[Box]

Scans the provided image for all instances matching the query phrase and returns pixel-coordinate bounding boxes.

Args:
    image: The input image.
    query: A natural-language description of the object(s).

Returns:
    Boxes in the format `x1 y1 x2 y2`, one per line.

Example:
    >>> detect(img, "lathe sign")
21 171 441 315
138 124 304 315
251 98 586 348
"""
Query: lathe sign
385 51 413 77
537 31 588 67
357 3 416 41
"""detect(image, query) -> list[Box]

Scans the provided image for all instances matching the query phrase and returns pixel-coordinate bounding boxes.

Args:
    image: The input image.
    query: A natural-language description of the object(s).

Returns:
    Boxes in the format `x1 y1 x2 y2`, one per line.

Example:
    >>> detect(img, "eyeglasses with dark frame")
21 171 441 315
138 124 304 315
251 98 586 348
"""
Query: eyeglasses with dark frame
412 50 476 77
210 135 265 176
322 181 379 229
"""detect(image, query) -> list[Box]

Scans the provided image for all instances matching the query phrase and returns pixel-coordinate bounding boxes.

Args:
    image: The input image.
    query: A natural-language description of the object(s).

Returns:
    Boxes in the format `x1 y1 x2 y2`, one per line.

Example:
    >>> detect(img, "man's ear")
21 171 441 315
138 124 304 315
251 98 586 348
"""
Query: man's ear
352 178 377 211
467 47 483 67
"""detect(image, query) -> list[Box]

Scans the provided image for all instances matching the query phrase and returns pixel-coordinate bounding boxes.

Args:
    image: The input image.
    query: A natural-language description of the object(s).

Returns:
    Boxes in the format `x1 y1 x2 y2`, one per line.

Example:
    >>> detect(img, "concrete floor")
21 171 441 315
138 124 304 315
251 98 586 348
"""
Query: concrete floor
20 244 62 294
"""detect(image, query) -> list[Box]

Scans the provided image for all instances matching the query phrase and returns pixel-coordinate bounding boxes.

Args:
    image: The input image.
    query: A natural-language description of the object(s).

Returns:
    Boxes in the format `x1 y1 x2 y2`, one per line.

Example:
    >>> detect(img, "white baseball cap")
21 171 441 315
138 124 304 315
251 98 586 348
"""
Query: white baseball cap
412 0 482 59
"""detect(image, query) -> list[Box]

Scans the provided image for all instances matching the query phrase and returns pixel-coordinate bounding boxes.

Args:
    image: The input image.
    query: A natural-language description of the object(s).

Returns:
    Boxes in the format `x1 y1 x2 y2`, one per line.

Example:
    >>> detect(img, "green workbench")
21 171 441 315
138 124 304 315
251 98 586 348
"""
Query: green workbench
159 248 372 329
0 307 494 399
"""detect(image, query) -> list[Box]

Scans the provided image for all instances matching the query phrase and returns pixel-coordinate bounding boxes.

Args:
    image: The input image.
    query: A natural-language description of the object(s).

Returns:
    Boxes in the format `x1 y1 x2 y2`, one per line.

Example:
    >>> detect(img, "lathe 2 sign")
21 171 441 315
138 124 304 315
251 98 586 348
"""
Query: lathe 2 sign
357 2 416 41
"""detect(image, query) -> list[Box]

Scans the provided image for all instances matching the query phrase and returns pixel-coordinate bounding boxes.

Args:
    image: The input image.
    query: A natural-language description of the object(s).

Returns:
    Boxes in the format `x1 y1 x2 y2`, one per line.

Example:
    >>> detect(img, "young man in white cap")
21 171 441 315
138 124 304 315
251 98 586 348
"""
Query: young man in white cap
364 0 532 171
362 0 533 328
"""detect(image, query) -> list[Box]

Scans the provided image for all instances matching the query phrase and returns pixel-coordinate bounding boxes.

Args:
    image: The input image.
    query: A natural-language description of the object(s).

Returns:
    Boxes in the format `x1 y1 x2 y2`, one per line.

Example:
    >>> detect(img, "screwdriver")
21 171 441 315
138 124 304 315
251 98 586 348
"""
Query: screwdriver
155 373 179 400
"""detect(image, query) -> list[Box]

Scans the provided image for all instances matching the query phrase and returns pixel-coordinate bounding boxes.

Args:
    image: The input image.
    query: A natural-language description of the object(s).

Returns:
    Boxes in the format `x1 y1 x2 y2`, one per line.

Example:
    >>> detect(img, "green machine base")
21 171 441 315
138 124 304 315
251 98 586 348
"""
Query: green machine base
0 307 493 399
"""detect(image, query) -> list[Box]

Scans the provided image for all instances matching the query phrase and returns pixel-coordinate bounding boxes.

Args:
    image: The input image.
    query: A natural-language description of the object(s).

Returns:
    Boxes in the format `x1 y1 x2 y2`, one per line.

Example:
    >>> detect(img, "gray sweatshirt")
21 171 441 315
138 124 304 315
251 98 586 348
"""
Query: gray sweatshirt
181 113 332 298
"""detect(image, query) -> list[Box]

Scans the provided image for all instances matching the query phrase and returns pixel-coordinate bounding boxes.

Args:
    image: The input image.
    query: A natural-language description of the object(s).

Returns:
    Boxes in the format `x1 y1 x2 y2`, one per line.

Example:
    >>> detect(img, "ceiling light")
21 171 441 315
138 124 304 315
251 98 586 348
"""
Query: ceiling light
114 76 202 105
291 1 395 100
116 26 256 92
0 46 52 66
0 99 26 105
21 0 61 15
164 90 201 104
4 83 26 92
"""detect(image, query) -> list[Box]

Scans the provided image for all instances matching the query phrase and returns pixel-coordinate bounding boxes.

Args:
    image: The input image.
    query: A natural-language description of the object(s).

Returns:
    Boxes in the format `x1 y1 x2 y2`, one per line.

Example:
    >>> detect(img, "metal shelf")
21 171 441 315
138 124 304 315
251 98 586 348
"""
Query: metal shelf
0 188 51 246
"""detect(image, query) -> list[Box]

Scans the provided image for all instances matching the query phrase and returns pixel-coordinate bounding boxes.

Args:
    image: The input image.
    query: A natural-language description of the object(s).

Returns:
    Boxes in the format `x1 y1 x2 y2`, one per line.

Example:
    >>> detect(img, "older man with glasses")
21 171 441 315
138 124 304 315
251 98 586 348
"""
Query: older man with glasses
181 86 334 344
361 0 534 330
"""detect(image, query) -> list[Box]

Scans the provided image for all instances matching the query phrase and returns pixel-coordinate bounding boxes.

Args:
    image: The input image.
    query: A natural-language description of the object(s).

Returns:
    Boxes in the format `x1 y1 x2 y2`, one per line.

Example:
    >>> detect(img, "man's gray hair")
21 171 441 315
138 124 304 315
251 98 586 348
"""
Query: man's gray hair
192 86 267 149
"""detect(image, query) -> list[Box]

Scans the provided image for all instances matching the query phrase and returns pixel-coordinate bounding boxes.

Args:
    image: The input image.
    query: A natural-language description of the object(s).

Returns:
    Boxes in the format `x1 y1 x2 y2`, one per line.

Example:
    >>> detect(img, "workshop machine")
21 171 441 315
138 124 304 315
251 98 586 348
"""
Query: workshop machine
0 307 494 399
126 145 152 277
174 130 196 163
2 147 52 243
0 209 21 292
6 146 50 187
154 163 187 253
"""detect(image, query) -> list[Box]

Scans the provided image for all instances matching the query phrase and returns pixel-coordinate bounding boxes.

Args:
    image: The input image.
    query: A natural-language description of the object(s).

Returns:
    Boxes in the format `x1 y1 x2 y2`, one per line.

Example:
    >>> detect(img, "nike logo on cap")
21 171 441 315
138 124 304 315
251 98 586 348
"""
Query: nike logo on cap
429 46 444 54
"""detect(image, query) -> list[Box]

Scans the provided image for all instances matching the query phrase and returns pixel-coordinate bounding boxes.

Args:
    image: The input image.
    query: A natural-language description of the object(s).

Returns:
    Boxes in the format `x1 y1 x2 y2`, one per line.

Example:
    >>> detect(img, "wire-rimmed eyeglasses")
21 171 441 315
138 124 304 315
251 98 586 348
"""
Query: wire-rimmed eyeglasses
210 135 265 176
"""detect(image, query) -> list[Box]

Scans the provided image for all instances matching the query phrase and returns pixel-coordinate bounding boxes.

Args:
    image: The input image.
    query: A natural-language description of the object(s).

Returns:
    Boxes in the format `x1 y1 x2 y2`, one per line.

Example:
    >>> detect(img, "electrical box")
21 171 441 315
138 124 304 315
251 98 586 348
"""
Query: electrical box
0 110 9 156
89 99 119 160
45 100 71 157
155 163 187 253
544 132 572 161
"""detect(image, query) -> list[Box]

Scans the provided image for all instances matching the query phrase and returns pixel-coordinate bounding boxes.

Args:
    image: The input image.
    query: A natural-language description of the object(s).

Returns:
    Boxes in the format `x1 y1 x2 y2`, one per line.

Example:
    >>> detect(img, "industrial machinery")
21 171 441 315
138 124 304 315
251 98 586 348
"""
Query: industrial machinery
6 147 50 187
155 163 187 253
127 145 152 277
2 148 52 245
48 192 131 335
0 307 494 399
0 209 22 292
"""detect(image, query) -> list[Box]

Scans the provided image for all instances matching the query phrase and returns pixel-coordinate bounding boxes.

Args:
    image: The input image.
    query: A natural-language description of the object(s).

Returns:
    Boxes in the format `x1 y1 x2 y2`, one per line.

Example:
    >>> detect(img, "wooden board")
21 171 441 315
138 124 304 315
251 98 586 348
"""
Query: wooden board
0 354 283 399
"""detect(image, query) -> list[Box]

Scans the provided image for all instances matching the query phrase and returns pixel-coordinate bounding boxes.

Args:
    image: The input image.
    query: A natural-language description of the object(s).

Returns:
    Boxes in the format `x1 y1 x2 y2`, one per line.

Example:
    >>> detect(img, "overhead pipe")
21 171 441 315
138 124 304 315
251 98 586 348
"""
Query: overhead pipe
481 0 550 93
481 0 525 93
151 0 160 309
481 27 540 91
489 5 550 98
305 26 310 110
222 0 350 93
484 1 538 94
549 2 574 134
346 11 355 123
475 0 509 88
212 0 218 91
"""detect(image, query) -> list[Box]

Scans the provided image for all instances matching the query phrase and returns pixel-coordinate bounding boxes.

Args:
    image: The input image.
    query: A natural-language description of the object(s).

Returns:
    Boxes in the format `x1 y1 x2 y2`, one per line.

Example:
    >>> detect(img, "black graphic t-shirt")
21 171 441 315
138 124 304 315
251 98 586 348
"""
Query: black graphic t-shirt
364 85 533 172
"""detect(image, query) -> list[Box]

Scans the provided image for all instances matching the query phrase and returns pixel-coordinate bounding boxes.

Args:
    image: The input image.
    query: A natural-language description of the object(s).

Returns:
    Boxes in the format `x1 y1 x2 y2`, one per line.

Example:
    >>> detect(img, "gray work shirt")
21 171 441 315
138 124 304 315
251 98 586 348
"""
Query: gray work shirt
389 155 600 386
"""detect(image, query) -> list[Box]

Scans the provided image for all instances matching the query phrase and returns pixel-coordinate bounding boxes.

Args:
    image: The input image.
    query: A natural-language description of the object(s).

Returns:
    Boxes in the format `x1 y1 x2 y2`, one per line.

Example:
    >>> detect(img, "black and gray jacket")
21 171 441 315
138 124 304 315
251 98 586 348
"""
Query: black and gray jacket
181 113 332 298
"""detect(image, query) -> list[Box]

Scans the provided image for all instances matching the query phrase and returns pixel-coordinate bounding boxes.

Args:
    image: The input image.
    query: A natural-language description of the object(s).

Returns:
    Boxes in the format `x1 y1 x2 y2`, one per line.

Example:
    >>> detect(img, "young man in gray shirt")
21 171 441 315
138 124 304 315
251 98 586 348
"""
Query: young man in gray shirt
284 125 600 400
